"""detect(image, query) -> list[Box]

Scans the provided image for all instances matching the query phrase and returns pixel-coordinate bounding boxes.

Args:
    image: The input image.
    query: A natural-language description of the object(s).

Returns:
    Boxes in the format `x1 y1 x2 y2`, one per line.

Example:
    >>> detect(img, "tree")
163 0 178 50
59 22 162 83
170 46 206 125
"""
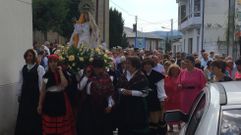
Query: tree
60 0 80 39
33 0 69 40
109 8 128 49
121 33 129 48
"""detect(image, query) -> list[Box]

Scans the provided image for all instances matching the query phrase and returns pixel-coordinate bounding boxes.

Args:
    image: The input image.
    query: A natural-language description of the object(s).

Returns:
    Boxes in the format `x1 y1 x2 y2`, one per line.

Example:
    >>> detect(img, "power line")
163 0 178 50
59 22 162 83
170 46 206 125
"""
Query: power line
110 0 176 26
110 0 135 17
138 18 171 25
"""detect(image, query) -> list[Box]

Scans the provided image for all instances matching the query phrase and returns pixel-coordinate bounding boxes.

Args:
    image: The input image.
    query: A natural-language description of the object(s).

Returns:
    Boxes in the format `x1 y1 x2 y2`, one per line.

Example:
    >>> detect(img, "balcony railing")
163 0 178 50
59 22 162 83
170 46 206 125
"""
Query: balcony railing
180 11 201 23
194 11 201 17
181 16 188 23
179 12 202 30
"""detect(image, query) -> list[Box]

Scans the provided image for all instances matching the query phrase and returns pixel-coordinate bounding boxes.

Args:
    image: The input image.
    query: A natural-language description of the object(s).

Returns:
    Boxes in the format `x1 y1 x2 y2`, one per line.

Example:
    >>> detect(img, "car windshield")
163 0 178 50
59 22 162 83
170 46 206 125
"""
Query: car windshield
186 93 206 135
220 109 241 135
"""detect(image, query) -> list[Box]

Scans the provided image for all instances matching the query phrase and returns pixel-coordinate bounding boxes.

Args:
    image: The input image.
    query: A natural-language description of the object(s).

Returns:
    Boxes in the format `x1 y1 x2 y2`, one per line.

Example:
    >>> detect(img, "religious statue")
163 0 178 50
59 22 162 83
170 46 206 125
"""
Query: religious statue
69 0 100 48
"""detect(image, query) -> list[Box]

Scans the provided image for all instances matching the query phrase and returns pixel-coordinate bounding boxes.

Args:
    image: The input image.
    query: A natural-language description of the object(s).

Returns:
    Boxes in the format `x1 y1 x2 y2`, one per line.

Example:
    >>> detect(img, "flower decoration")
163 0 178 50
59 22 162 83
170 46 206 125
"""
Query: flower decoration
55 44 112 73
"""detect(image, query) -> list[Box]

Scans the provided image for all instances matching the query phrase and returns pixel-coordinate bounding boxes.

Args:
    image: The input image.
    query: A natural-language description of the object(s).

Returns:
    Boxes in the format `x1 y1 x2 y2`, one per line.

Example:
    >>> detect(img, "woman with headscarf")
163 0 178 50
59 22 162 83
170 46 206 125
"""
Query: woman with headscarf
76 57 114 135
37 54 75 135
178 55 207 114
15 49 45 135
117 56 150 135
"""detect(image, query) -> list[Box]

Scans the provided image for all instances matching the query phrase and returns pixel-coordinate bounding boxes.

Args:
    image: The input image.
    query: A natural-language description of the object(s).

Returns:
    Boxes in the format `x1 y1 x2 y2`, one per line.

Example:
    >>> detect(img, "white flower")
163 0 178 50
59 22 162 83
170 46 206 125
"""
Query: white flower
89 57 94 62
55 50 61 55
68 55 75 61
79 57 84 61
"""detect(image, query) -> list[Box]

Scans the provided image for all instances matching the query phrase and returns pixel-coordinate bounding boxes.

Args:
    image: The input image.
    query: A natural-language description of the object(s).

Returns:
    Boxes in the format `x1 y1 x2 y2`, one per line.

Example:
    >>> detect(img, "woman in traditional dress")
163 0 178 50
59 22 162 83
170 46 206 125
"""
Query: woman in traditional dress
76 57 114 135
15 49 45 135
117 56 150 135
178 55 206 114
211 60 233 82
37 54 75 135
142 58 167 135
164 64 181 131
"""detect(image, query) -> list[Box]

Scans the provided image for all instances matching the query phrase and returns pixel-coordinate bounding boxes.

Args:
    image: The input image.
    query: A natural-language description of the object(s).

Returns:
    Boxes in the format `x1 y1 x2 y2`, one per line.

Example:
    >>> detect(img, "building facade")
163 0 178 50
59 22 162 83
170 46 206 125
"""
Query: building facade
93 0 110 48
177 0 229 55
124 27 165 51
0 0 33 134
172 39 183 53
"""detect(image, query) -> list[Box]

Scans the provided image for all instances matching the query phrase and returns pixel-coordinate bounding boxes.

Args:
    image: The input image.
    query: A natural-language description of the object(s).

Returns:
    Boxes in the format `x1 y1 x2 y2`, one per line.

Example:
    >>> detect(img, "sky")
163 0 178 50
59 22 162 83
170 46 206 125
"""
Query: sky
109 0 178 32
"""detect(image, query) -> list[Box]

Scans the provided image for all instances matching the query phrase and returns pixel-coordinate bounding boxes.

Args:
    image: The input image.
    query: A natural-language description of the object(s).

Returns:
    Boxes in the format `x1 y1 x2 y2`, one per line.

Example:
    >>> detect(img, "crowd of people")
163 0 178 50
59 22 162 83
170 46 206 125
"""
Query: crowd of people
15 41 241 135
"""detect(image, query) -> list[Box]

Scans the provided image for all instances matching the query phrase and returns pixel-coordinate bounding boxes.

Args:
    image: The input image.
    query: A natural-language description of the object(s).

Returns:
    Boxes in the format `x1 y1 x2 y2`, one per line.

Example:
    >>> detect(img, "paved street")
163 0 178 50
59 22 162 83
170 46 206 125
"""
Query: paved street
168 132 179 135
113 126 181 135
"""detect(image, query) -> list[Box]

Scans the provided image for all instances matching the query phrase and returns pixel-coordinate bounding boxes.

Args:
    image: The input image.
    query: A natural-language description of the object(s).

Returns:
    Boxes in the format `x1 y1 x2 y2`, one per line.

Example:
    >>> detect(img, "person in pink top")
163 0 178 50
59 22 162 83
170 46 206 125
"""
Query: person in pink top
178 55 207 114
235 58 241 80
164 64 181 131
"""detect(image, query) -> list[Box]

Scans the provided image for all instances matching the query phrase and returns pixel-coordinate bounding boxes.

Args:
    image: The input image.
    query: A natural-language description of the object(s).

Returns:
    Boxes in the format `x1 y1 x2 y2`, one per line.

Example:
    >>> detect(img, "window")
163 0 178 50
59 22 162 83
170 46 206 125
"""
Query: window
189 0 193 18
186 94 206 135
194 0 201 17
188 38 193 54
197 36 200 53
181 5 187 22
220 109 241 135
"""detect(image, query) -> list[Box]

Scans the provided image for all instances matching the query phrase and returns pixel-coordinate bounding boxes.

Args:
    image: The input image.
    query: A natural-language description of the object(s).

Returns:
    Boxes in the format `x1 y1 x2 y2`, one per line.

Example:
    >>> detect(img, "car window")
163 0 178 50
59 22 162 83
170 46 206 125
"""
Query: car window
186 93 206 135
220 109 241 135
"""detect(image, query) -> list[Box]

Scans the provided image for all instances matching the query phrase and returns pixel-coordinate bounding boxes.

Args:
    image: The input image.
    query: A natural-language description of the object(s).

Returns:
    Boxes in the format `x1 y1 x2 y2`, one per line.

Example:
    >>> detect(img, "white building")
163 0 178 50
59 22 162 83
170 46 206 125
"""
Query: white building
172 39 183 53
0 0 32 134
124 27 165 51
177 0 229 55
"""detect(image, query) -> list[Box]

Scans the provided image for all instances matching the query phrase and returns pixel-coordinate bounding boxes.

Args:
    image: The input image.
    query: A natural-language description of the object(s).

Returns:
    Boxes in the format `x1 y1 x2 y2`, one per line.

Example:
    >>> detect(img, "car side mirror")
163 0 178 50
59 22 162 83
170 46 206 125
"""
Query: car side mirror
164 110 189 123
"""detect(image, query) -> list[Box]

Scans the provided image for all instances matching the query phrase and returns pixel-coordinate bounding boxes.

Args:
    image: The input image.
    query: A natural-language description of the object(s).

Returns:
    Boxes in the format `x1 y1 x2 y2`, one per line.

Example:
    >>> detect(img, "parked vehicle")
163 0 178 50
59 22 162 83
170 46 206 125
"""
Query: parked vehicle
165 81 241 135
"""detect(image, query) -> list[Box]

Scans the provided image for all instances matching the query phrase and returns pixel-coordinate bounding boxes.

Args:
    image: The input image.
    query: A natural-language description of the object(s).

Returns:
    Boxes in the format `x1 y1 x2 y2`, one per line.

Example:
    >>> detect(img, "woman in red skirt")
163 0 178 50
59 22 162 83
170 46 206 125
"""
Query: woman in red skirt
37 54 75 135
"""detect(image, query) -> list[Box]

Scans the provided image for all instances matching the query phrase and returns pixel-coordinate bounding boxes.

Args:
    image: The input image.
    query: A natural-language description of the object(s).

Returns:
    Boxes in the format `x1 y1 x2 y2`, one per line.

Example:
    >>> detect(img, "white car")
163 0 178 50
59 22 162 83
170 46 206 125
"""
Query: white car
165 81 241 135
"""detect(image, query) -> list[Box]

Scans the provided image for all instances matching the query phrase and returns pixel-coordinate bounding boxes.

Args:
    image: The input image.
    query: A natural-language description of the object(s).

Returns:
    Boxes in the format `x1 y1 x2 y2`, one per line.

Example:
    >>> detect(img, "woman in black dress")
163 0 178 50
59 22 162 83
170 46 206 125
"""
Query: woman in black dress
142 58 167 135
15 49 45 135
117 56 150 135
76 57 114 135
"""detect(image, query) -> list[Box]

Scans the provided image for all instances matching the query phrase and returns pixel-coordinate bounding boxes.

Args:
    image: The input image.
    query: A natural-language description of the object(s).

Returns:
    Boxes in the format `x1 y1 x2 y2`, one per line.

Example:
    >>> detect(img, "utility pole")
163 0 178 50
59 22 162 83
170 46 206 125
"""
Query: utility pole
201 0 205 51
228 0 235 57
170 19 173 52
135 16 138 48
166 19 173 51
